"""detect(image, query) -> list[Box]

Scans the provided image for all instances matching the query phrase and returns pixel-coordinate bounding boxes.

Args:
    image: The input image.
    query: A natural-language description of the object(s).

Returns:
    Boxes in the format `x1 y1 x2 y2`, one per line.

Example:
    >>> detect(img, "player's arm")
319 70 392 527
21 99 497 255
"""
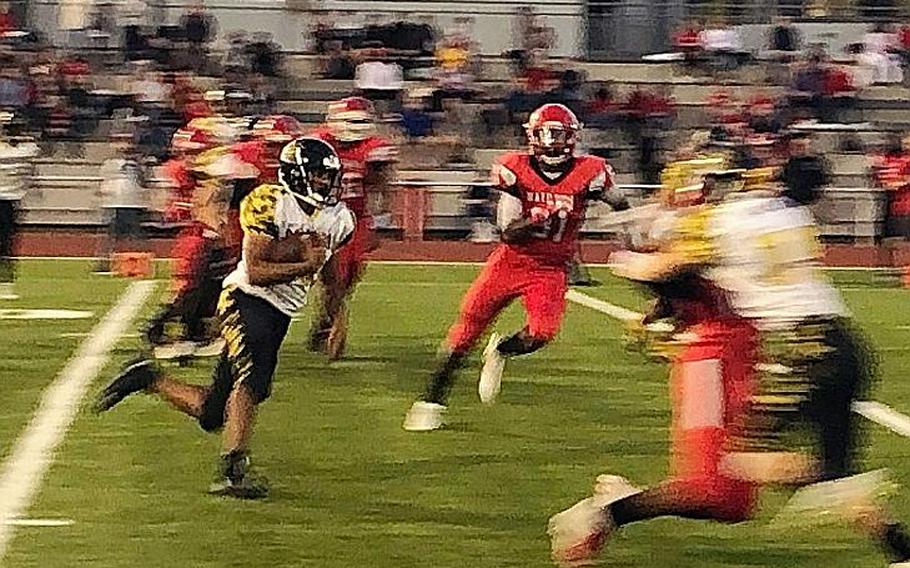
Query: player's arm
492 160 549 244
587 163 630 211
611 209 714 282
245 232 327 286
364 147 396 217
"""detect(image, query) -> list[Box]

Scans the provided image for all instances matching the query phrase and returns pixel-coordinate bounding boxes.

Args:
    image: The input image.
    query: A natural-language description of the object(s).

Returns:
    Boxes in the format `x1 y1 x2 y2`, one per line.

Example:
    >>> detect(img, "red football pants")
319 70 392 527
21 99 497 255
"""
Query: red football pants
664 317 759 522
446 246 567 353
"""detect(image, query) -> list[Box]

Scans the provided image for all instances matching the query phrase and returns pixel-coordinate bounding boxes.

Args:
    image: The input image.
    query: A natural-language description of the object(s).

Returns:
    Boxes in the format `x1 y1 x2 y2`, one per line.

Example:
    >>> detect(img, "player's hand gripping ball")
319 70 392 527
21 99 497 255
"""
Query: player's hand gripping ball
528 205 553 225
264 232 327 264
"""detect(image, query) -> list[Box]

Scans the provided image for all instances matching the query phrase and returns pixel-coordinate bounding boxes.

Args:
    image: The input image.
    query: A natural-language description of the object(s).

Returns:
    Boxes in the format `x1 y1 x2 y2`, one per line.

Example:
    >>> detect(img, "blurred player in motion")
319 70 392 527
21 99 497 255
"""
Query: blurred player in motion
310 97 397 359
96 138 355 499
403 103 628 432
549 168 910 567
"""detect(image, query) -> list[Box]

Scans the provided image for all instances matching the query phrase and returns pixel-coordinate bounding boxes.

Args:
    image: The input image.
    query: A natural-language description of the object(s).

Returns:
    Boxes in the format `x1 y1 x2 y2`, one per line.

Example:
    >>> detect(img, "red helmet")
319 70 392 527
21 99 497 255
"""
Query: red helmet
524 103 581 168
250 114 303 144
171 126 213 154
326 96 376 143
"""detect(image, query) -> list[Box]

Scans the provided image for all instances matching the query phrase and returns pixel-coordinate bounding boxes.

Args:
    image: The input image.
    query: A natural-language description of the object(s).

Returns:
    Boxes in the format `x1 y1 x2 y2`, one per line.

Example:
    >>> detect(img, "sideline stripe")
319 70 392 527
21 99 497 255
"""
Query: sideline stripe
565 288 910 439
852 401 910 438
0 280 155 559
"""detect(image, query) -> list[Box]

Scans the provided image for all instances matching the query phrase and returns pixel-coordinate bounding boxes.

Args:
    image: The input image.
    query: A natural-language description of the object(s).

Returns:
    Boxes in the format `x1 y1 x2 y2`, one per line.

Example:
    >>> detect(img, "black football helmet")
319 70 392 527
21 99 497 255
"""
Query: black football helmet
278 137 344 208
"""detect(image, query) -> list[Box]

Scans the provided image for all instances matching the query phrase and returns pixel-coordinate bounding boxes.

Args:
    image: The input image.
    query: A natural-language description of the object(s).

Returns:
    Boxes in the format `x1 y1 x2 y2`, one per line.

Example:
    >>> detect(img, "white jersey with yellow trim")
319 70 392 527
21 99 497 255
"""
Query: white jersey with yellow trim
707 192 846 329
223 183 355 316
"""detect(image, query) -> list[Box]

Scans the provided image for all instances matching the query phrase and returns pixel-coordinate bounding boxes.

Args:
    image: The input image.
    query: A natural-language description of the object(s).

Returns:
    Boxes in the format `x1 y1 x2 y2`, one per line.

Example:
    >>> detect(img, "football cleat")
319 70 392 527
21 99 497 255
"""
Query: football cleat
771 469 897 529
95 358 160 413
209 451 269 500
478 333 506 405
402 401 446 432
592 474 643 504
548 497 613 566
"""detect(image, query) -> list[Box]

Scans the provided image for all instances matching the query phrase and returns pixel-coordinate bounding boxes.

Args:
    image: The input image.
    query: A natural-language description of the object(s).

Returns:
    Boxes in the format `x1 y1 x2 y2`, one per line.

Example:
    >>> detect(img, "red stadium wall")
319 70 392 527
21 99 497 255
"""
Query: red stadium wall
16 230 910 267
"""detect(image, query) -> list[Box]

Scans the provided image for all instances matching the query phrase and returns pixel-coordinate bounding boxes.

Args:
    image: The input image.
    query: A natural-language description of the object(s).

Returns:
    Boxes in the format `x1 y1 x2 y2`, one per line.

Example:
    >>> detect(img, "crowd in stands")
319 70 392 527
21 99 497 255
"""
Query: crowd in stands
2 3 910 249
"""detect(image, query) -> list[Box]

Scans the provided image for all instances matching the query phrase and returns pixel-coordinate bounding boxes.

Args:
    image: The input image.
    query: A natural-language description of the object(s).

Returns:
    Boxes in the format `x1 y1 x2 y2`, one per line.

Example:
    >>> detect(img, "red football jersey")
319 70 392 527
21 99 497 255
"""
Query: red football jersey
494 152 615 266
162 157 196 224
231 139 274 185
310 127 396 217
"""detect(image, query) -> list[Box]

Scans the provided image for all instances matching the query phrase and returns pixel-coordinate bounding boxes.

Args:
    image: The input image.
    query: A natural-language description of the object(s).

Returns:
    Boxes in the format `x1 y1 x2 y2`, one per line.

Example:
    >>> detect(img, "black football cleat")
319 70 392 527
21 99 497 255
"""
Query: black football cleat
208 451 269 500
95 358 160 413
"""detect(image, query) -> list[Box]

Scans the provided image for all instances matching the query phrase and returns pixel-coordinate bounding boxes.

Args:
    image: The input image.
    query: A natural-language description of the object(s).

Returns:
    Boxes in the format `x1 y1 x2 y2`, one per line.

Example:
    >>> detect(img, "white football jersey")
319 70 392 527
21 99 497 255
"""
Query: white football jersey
707 193 846 329
223 183 355 316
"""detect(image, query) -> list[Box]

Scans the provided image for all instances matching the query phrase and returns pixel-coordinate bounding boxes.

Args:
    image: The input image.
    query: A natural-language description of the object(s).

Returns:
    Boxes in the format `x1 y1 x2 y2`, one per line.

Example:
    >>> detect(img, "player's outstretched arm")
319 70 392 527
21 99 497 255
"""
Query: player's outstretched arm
245 233 327 286
500 217 547 244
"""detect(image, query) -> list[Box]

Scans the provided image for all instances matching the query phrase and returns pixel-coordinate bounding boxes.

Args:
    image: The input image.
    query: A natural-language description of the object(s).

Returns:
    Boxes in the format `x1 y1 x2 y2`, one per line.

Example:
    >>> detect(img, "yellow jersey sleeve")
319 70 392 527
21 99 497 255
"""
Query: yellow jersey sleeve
239 184 281 238
667 206 717 265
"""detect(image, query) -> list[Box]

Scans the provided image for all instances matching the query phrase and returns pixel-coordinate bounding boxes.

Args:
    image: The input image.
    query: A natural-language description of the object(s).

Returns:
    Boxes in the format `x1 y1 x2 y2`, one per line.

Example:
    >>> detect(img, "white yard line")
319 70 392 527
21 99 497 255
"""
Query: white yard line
0 280 155 559
565 288 910 439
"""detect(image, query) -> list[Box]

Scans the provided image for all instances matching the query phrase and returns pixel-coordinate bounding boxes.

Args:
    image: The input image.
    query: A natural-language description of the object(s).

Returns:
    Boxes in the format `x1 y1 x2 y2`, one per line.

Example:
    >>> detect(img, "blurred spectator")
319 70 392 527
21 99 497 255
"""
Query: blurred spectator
854 24 902 84
180 1 216 73
699 19 745 72
95 136 148 271
780 131 829 206
431 27 476 112
768 17 801 53
791 47 857 121
544 69 585 118
0 65 28 110
584 84 621 129
399 89 435 139
322 40 356 80
623 87 675 184
0 123 37 300
745 96 786 135
354 47 404 113
118 0 148 62
246 32 282 78
872 133 910 241
672 20 703 67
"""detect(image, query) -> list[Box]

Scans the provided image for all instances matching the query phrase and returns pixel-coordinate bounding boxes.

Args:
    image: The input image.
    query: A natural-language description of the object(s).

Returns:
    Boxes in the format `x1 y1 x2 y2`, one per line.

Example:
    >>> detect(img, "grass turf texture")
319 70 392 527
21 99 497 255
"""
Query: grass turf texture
2 261 910 567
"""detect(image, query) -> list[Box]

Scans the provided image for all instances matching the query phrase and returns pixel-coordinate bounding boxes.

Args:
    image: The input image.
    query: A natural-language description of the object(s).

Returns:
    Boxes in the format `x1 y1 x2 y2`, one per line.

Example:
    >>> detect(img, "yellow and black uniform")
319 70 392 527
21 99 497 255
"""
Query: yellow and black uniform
198 183 355 431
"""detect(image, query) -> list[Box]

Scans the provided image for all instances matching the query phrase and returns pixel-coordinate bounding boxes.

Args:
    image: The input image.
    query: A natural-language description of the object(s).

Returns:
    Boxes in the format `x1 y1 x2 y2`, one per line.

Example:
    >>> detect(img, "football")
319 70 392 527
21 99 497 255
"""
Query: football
263 232 315 263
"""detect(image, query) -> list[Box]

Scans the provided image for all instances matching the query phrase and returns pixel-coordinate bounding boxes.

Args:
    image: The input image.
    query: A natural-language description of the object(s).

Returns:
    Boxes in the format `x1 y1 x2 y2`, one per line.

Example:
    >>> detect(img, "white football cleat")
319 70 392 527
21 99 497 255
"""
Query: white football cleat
0 282 18 300
402 401 446 432
478 333 506 404
771 469 896 529
592 474 642 505
548 496 613 566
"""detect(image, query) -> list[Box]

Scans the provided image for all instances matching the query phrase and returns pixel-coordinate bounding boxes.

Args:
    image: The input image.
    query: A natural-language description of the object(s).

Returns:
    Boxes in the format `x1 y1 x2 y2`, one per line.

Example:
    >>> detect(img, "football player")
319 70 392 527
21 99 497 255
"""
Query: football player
309 97 397 359
403 104 629 431
549 168 910 567
96 138 355 499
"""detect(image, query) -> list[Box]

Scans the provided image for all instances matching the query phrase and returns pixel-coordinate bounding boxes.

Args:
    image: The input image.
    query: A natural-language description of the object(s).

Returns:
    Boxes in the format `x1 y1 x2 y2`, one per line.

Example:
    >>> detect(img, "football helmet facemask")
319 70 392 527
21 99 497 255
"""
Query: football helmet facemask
278 137 344 208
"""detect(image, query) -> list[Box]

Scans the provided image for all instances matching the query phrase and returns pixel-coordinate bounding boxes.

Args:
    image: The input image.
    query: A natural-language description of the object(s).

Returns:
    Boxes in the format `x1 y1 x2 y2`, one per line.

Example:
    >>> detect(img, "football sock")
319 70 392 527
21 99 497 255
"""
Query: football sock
423 351 467 405
496 329 548 357
610 486 717 526
880 522 910 562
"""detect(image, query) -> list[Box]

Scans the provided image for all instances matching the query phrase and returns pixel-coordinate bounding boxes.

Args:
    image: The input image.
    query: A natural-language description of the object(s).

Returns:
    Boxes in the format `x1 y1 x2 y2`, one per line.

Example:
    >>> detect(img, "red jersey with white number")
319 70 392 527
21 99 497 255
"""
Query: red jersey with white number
231 139 274 185
310 127 397 218
494 152 615 267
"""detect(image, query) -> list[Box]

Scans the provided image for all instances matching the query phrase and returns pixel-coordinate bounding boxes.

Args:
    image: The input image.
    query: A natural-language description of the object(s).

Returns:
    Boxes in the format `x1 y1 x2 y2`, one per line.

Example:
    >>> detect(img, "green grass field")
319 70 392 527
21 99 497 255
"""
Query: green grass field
3 260 910 567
